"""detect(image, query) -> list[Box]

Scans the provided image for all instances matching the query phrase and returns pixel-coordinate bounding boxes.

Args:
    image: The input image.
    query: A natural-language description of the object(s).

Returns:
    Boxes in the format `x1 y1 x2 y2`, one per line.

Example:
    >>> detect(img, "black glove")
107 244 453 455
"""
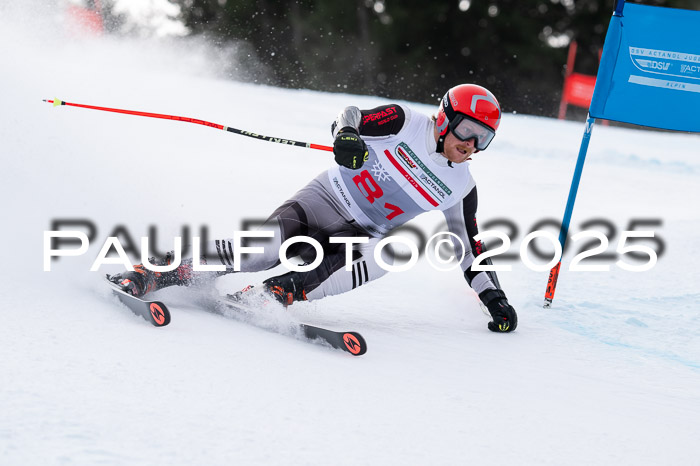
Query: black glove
333 126 368 170
479 289 518 333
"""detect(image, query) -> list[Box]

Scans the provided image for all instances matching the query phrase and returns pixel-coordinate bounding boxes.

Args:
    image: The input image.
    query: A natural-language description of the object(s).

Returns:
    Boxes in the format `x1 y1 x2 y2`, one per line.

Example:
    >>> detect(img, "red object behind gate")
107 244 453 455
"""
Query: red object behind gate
558 41 601 120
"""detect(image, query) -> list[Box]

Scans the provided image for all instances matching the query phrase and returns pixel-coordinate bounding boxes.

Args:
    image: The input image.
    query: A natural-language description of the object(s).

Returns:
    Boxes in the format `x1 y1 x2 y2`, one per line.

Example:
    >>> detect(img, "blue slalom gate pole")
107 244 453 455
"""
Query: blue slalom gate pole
545 0 700 307
543 115 596 308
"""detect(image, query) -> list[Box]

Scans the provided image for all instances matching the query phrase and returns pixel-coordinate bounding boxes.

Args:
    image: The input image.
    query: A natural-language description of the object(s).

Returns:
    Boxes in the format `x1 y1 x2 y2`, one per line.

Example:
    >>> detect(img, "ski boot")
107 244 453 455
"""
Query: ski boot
263 271 308 306
227 271 307 308
108 252 194 298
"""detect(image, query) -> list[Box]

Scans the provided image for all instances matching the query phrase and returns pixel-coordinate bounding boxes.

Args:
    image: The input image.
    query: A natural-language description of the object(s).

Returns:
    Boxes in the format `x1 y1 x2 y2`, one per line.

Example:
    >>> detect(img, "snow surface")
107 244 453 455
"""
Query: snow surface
2 4 700 465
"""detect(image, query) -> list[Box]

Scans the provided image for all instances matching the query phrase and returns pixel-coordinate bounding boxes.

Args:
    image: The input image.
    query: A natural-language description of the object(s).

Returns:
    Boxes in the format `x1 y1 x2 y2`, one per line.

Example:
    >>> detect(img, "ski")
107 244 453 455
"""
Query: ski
217 295 367 356
105 277 171 327
300 324 367 356
102 278 365 355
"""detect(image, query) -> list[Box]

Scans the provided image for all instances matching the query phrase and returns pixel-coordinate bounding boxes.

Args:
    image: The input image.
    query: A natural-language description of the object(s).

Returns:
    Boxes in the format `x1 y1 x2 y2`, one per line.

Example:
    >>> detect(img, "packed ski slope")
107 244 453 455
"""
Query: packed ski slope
2 5 700 465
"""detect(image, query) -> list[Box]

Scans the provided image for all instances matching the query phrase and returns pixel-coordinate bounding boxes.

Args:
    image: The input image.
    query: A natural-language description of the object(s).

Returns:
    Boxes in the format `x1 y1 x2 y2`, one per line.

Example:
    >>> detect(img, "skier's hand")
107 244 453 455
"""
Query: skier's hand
479 289 518 333
333 126 368 170
486 299 518 332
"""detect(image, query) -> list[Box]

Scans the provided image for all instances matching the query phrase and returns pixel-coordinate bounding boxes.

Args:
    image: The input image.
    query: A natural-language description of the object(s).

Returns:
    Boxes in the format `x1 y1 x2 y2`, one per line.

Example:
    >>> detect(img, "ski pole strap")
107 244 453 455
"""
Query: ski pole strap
44 98 333 152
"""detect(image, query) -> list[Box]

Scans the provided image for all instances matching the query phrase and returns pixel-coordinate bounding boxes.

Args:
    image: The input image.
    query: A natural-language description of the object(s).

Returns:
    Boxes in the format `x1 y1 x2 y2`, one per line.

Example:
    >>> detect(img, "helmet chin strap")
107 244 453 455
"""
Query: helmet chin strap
435 113 449 154
436 127 456 167
435 125 454 167
436 132 446 154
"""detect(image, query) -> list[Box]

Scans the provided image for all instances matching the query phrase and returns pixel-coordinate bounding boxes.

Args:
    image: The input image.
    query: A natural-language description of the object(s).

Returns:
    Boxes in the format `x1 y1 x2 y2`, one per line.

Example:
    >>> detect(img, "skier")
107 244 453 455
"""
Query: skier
109 83 518 333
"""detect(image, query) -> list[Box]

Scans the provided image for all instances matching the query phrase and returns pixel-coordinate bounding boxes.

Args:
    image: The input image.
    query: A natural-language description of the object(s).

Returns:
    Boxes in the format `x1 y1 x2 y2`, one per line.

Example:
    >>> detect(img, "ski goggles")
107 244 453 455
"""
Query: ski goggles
449 114 496 151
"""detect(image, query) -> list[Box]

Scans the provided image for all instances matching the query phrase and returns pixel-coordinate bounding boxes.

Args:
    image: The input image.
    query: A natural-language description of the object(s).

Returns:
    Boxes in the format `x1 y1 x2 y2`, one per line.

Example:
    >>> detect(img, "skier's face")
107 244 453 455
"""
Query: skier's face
442 131 476 164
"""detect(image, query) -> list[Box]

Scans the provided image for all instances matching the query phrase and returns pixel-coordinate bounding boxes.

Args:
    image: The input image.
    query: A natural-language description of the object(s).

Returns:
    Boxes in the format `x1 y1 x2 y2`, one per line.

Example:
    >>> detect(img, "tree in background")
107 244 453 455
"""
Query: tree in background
168 0 697 117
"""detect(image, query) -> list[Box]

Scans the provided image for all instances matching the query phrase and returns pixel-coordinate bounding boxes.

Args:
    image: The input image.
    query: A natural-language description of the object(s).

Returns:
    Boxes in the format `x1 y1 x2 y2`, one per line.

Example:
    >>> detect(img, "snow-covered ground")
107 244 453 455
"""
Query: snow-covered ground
2 4 700 465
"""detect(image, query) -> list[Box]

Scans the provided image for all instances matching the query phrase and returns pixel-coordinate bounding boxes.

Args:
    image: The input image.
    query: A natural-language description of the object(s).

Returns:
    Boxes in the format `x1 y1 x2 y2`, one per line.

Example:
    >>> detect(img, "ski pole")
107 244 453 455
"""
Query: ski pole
543 115 596 309
43 98 333 152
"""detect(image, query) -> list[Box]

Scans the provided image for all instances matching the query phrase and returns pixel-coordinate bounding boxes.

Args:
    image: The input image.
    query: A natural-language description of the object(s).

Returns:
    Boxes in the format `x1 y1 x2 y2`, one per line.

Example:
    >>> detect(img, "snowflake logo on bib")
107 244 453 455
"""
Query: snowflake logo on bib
371 160 392 182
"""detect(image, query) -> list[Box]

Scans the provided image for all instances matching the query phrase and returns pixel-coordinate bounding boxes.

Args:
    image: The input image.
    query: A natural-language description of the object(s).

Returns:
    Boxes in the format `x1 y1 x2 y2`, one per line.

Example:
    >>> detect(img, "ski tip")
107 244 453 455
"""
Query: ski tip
105 276 171 327
148 301 171 327
342 332 367 356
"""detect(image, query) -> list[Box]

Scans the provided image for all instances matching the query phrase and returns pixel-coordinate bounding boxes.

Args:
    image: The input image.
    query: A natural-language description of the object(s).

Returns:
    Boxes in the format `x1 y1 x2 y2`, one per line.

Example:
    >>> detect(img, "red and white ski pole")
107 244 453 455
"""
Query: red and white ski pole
43 98 333 152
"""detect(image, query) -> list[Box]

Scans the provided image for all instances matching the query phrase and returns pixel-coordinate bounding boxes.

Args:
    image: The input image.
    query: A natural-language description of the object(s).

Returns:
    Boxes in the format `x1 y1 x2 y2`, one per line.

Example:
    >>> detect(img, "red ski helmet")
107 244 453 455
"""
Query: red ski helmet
436 84 501 153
